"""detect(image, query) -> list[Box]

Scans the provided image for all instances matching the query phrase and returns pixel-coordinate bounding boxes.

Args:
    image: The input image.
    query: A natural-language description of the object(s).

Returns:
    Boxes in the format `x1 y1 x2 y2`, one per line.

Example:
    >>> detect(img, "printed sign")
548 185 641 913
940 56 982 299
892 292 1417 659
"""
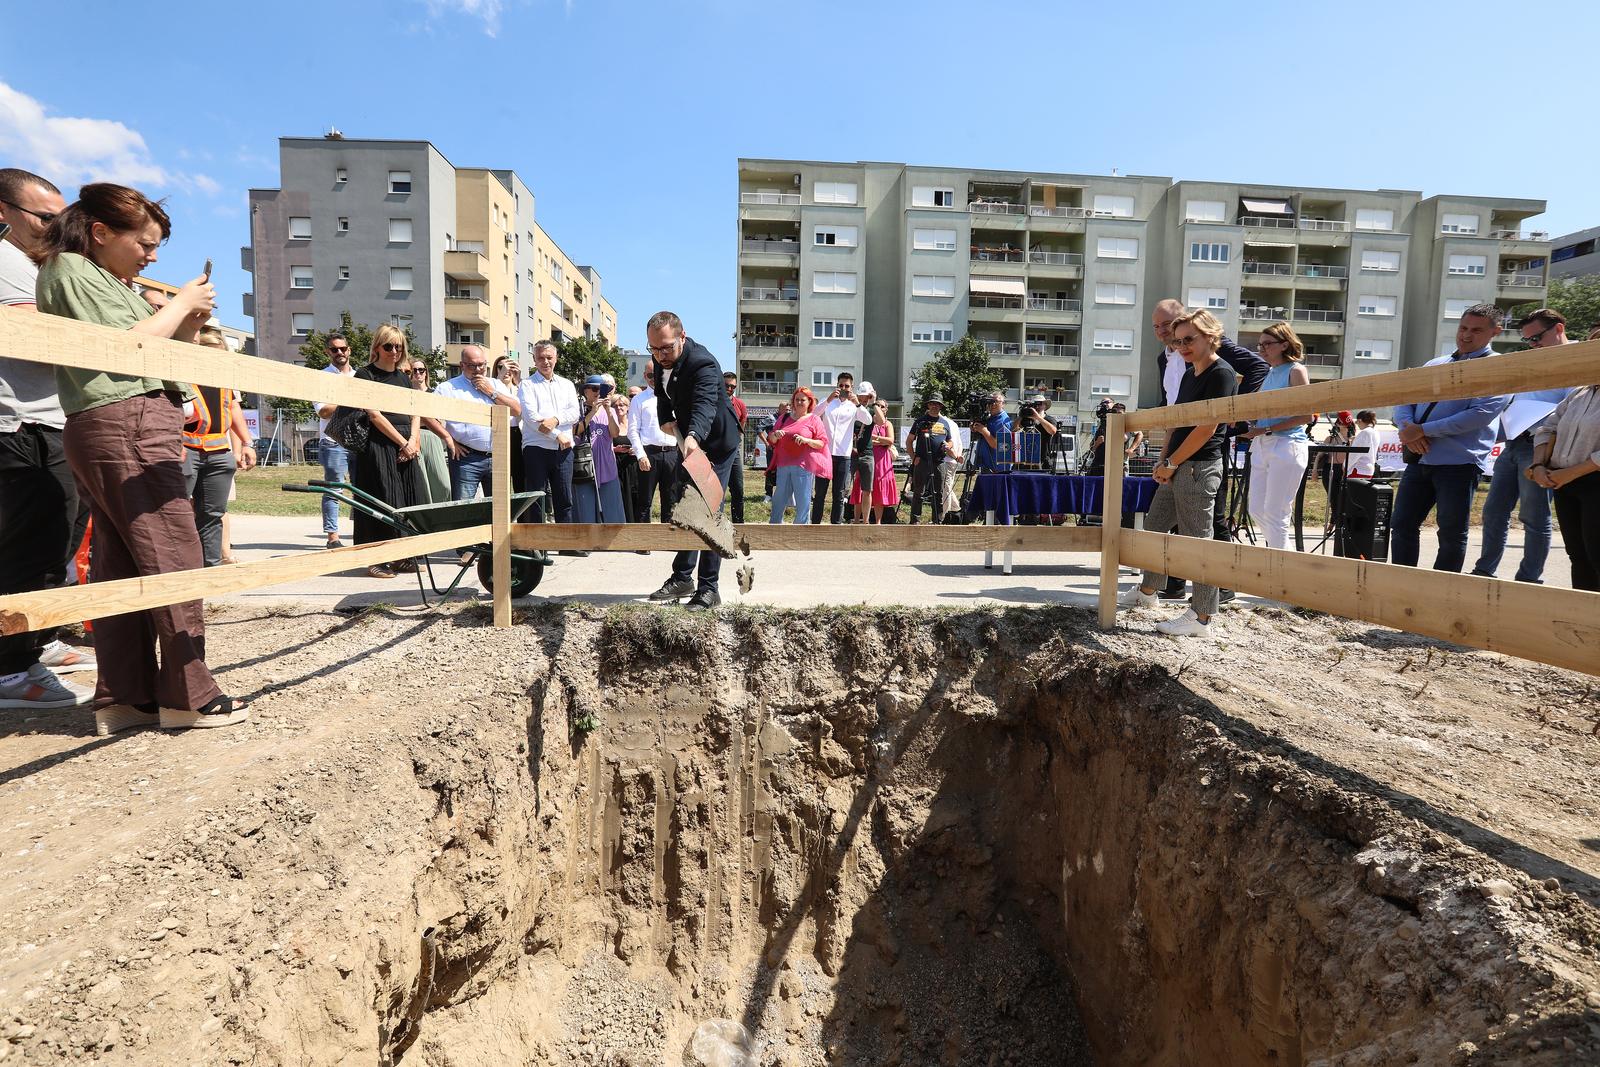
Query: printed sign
242 409 260 439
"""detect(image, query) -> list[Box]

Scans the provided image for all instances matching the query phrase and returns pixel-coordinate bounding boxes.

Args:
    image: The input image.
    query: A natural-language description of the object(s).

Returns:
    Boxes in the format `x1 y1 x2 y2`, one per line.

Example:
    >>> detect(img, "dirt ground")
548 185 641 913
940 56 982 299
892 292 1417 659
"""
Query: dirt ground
0 600 1598 1065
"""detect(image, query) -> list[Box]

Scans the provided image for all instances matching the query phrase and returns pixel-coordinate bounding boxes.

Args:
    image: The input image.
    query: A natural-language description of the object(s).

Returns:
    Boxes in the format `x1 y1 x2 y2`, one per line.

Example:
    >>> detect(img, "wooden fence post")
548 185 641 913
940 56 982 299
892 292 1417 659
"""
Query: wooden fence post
1097 410 1125 629
491 404 511 628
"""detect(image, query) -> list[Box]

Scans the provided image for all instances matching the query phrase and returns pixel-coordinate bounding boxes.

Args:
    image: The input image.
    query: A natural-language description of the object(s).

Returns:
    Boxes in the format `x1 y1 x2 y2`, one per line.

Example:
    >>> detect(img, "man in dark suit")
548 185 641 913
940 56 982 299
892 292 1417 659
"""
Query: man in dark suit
643 311 741 610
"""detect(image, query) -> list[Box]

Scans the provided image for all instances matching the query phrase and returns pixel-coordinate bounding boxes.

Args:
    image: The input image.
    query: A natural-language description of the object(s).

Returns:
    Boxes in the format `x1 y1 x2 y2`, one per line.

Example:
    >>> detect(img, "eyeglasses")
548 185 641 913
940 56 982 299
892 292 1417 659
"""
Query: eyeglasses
380 343 403 353
646 340 680 355
1520 326 1551 346
1 200 57 226
327 346 350 354
408 368 428 376
1172 334 1203 348
1259 337 1284 347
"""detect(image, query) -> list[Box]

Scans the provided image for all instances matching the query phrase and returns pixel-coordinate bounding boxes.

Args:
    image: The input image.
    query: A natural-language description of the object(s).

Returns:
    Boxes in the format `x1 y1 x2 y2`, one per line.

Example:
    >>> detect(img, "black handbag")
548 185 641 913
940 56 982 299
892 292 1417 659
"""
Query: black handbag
572 439 596 483
326 405 370 454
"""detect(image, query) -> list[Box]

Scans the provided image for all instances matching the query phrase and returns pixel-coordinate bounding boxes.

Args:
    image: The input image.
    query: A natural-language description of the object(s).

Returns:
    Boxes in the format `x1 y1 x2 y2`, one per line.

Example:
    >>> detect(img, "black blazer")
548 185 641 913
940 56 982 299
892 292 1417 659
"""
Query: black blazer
652 337 740 462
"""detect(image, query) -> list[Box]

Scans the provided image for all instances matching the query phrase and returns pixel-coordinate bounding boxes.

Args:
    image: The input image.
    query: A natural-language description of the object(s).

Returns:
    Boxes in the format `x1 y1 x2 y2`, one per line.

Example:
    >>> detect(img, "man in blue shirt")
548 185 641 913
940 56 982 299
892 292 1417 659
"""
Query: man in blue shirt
1390 304 1511 572
432 344 522 501
970 391 1013 473
1469 308 1573 583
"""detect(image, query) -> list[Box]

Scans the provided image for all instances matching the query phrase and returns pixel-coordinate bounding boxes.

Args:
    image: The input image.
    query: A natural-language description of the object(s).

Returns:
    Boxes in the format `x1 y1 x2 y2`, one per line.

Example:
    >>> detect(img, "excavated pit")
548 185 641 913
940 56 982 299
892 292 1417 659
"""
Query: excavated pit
386 609 1600 1066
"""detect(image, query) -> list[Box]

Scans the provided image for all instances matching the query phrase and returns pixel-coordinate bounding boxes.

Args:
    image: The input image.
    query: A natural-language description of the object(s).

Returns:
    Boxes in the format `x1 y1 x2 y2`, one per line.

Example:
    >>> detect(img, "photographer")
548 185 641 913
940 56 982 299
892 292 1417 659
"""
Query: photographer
1016 393 1059 469
971 391 1012 473
904 393 961 523
1087 400 1141 475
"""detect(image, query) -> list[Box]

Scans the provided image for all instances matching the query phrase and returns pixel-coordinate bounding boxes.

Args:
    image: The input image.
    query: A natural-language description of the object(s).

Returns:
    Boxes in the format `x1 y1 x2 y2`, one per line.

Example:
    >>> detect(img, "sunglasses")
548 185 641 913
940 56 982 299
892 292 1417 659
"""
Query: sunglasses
1172 334 1203 348
408 368 428 375
380 343 403 353
328 346 350 354
1520 326 1551 346
1 200 56 225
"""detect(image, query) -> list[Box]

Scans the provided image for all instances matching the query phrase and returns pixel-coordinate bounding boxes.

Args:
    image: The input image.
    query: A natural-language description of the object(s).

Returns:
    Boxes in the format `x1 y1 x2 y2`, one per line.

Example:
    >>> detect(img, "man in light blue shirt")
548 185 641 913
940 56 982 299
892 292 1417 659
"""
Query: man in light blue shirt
1390 304 1511 572
432 344 521 501
1469 308 1574 583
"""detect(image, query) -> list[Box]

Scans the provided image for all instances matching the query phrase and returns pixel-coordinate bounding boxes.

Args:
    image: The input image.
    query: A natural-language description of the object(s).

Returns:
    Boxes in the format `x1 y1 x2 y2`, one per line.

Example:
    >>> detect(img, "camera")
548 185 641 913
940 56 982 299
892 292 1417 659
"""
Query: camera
963 392 992 421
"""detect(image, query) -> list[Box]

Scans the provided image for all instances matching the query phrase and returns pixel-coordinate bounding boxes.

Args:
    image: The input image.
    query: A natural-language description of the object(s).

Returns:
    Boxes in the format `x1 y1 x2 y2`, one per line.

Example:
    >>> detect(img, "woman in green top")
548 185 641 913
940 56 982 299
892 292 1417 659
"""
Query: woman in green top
34 183 248 733
407 357 452 505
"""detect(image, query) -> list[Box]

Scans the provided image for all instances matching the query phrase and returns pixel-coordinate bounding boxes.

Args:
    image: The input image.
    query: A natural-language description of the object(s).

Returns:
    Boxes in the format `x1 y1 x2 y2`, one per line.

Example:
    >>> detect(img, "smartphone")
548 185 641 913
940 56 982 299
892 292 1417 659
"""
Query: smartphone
0 223 9 243
202 258 213 281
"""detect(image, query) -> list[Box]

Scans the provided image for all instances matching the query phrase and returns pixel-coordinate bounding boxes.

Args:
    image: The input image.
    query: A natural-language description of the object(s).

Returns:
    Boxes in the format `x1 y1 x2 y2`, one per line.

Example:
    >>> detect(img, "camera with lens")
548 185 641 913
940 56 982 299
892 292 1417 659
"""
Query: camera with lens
964 392 992 421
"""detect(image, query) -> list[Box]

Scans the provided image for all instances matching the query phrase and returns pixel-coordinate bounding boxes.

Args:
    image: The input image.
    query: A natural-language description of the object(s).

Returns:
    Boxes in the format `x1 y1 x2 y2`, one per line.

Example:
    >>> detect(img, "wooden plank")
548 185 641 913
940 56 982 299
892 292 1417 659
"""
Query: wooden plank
1121 339 1600 432
490 406 511 628
1118 530 1600 677
0 307 489 425
510 523 1101 553
1097 411 1125 628
0 526 493 636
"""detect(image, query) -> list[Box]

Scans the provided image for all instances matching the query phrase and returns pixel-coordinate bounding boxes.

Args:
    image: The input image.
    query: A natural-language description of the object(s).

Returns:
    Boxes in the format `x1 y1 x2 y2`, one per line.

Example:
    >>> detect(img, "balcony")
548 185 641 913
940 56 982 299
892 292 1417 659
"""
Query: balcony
1238 215 1297 229
1025 298 1082 325
739 190 801 222
1488 228 1549 241
740 237 802 264
1301 351 1343 368
739 285 799 304
983 341 1022 357
969 200 1025 215
1240 261 1293 288
740 191 801 206
444 249 488 281
1025 342 1079 359
741 380 800 396
969 294 1023 310
1497 271 1544 288
737 333 798 349
1298 219 1351 232
1028 250 1084 267
1028 205 1088 219
970 247 1025 264
1291 308 1345 335
1294 263 1348 279
444 296 489 324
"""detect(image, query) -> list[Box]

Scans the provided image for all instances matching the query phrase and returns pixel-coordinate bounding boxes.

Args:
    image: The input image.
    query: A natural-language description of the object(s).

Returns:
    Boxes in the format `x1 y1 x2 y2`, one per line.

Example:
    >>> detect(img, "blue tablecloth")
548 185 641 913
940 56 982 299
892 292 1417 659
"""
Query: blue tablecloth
973 473 1158 525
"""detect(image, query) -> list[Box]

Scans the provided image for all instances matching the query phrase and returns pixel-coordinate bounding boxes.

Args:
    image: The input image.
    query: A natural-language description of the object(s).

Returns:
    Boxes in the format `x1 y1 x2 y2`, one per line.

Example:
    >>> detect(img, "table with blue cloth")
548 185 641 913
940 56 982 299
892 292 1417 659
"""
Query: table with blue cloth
972 473 1158 525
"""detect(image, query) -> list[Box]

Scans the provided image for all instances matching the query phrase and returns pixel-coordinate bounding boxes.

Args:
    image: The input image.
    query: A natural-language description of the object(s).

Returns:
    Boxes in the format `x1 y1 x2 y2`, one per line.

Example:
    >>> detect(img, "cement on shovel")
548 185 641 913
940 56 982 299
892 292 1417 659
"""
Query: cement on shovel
668 478 756 593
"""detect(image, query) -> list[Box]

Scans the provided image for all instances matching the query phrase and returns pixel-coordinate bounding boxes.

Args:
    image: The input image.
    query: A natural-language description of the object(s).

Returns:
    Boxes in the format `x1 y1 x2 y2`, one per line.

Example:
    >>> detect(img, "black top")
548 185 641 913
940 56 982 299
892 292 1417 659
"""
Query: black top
1157 335 1267 404
1167 358 1239 462
652 337 740 462
355 362 413 437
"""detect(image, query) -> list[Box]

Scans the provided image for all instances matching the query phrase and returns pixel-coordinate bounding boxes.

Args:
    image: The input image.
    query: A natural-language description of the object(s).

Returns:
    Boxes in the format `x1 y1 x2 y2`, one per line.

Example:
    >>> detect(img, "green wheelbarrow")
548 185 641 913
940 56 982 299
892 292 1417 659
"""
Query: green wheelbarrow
283 480 550 603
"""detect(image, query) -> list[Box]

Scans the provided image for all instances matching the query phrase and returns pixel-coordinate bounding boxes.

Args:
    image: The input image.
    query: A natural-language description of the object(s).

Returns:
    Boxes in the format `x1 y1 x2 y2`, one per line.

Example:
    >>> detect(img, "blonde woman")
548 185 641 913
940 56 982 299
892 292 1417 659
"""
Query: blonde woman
345 324 424 577
1238 321 1314 550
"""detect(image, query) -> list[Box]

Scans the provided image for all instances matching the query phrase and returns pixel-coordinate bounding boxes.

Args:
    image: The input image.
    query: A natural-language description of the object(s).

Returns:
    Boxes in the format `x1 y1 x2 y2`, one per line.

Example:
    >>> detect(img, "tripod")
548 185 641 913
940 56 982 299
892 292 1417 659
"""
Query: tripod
1221 437 1257 545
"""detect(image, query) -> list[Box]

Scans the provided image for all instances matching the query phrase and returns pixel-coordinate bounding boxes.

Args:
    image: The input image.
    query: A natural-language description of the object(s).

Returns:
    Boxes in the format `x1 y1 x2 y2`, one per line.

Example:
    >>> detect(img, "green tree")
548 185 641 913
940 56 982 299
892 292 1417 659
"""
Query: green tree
1536 276 1600 338
270 311 448 418
907 334 1006 415
555 334 629 384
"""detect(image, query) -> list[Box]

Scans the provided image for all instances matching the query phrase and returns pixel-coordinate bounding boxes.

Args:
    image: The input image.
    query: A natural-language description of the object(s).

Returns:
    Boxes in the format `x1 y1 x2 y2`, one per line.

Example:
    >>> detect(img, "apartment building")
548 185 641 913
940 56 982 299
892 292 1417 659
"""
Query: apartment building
736 159 1550 425
529 226 619 348
245 136 618 371
1546 225 1600 281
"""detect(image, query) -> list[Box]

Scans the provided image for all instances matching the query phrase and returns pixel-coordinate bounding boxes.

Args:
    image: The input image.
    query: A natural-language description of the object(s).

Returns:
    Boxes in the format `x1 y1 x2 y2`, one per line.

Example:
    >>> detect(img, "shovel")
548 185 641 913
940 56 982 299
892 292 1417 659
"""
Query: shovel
668 446 755 593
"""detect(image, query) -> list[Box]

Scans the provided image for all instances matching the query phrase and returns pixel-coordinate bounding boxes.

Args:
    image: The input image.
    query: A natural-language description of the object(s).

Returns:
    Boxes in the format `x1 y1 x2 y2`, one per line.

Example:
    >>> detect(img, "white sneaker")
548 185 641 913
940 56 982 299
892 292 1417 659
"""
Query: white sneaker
1117 586 1158 609
0 663 93 710
39 639 97 675
1155 609 1215 639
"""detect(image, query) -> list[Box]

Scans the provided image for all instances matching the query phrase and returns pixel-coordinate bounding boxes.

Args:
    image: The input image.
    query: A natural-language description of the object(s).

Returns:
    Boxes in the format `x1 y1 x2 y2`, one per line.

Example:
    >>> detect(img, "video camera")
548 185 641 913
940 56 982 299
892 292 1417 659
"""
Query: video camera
963 392 993 422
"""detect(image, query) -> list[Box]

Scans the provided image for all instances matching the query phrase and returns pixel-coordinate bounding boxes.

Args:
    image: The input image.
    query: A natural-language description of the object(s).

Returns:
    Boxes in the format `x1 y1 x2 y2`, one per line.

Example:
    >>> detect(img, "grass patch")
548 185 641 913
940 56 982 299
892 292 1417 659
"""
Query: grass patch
233 463 324 517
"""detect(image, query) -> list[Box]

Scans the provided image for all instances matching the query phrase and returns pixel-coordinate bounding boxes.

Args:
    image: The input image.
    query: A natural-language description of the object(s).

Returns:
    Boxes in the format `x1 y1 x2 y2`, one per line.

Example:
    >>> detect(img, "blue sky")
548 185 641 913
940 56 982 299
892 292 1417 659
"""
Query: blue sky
2 0 1595 355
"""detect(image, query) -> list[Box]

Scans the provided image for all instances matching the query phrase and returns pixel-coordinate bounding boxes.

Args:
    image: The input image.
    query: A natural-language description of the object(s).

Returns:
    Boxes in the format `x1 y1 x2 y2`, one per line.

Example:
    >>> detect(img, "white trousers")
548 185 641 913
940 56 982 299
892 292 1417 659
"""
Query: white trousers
1248 434 1309 551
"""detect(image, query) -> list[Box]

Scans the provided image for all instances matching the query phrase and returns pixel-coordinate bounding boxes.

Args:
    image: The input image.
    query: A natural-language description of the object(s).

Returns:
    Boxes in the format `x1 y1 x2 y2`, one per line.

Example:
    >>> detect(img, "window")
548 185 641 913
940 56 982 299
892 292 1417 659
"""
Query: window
813 181 859 205
912 322 954 343
1354 339 1393 361
813 319 855 340
337 216 349 232
388 170 412 194
1091 194 1135 218
912 186 954 208
1355 208 1394 231
550 260 564 284
1090 374 1133 396
338 265 350 281
290 265 313 289
814 225 858 247
291 313 314 335
388 218 413 243
813 271 858 294
1094 283 1136 305
390 314 414 330
1092 328 1134 350
1360 249 1400 272
913 228 957 251
335 168 348 184
911 274 955 297
1447 254 1487 276
1440 213 1479 235
288 216 311 240
811 367 846 387
1444 299 1475 319
550 293 563 315
1187 287 1228 310
1096 237 1138 260
1185 200 1226 223
389 267 413 291
1190 241 1230 263
1357 295 1397 317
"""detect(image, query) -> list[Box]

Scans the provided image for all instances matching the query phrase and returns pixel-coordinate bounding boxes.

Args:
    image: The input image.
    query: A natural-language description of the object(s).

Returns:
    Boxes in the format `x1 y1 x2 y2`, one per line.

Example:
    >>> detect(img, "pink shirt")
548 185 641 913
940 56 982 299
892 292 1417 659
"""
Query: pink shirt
771 412 830 478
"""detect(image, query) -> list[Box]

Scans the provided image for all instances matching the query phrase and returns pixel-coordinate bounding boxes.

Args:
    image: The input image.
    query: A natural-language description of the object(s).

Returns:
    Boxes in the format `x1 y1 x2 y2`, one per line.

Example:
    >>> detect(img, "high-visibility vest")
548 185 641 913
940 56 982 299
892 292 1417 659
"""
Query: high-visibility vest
182 384 236 452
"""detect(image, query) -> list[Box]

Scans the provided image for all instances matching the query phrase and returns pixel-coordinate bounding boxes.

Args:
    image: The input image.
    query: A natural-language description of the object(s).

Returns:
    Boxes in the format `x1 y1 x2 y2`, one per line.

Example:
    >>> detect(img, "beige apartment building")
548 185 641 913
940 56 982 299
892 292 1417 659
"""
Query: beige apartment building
531 224 618 351
736 159 1550 427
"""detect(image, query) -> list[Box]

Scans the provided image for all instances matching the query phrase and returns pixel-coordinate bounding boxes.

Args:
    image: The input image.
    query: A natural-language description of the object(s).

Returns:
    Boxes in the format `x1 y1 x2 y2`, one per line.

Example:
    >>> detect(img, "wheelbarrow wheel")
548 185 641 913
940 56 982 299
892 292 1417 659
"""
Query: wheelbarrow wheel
477 554 543 599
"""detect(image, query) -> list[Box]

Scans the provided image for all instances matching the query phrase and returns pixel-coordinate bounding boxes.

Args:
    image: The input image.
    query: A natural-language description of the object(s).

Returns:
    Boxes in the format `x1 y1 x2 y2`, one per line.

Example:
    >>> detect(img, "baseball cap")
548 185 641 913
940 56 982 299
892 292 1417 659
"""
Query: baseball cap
854 380 875 396
1028 393 1048 404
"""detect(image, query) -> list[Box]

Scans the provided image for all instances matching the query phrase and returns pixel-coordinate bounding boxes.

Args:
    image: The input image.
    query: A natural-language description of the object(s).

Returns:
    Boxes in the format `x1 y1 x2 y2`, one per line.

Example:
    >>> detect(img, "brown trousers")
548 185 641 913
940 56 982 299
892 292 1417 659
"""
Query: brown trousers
64 394 220 711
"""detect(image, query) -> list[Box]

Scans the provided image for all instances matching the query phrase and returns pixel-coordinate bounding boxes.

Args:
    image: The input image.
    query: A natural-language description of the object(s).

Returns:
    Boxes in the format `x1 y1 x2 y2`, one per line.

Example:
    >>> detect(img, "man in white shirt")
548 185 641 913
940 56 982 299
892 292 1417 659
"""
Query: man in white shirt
810 370 870 524
627 357 679 522
313 332 358 547
0 166 95 711
432 344 521 501
516 340 580 523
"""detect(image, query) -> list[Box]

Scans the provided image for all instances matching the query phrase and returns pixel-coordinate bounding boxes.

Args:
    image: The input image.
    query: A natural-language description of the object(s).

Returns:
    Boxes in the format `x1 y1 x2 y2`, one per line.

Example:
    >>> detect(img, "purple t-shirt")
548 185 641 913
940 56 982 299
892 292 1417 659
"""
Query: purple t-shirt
588 405 619 485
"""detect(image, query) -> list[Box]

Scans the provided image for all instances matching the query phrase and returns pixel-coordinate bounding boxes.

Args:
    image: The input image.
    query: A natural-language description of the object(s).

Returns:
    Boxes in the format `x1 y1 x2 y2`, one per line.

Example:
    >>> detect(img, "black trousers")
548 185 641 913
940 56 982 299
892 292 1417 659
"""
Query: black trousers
0 425 79 674
1553 471 1600 592
810 454 851 524
669 449 736 591
729 456 745 524
908 458 946 523
635 446 679 523
615 452 641 523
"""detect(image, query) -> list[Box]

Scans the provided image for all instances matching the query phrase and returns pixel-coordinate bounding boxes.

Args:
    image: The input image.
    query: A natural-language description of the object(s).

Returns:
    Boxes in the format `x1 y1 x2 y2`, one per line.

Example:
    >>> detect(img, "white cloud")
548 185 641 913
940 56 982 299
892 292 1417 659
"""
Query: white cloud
0 81 218 195
424 0 505 35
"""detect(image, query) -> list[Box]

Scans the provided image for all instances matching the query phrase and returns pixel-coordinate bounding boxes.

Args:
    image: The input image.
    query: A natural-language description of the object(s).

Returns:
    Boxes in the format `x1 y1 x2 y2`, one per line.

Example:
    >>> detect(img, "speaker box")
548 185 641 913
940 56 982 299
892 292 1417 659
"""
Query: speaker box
1338 479 1392 561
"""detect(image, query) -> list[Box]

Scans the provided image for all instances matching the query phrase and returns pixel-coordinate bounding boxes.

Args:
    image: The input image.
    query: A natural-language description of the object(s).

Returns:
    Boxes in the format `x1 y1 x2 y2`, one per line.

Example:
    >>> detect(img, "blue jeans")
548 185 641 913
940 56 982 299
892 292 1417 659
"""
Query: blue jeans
319 440 348 534
449 449 494 502
523 445 574 522
670 450 736 592
769 465 814 524
1390 461 1481 572
1470 435 1551 582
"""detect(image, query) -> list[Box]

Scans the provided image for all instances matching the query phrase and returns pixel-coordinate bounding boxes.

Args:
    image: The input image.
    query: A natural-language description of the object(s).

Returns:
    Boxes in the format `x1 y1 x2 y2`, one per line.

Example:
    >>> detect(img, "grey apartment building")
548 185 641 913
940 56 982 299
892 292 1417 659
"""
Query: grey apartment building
736 159 1549 428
